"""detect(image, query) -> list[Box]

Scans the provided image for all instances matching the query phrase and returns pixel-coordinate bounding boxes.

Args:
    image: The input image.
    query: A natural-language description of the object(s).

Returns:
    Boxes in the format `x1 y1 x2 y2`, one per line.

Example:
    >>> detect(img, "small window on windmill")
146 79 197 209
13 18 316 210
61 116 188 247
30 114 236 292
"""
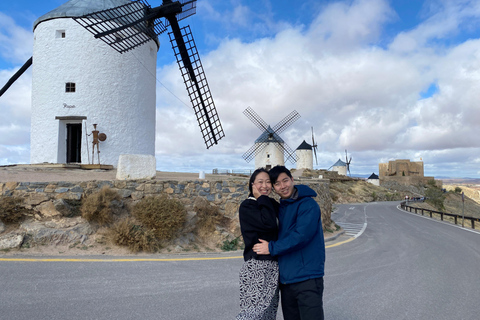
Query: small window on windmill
56 30 66 38
65 82 76 93
267 154 270 158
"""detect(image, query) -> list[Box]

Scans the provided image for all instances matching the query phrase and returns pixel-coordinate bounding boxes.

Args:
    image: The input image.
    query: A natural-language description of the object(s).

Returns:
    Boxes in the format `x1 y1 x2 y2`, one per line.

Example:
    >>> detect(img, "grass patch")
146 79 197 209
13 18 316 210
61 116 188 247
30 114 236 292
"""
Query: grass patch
221 237 241 251
132 195 186 241
194 199 227 239
0 196 30 224
80 186 121 225
107 217 160 253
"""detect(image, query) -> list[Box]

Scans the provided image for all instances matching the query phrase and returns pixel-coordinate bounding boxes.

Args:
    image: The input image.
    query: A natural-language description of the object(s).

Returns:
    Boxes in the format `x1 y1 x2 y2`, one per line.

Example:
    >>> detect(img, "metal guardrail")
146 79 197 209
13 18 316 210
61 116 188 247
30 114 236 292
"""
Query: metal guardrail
400 201 479 229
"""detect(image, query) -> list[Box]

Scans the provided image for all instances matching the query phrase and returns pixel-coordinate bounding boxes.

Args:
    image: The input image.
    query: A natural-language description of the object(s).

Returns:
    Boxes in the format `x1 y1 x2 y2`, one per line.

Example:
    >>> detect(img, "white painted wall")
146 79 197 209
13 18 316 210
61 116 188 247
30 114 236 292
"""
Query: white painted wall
333 165 347 176
296 149 313 170
31 18 157 166
254 142 284 169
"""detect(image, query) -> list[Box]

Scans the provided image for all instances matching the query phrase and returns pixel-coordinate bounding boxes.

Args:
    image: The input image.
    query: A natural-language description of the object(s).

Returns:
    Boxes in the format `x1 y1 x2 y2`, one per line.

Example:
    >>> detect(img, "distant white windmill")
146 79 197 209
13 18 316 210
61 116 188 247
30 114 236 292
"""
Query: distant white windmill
296 127 318 170
242 107 300 170
329 150 352 176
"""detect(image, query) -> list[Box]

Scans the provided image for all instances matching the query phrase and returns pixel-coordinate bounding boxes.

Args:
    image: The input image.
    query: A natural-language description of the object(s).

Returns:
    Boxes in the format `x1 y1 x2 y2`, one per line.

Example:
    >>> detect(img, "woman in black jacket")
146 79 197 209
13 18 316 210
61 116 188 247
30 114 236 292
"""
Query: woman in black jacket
236 168 279 320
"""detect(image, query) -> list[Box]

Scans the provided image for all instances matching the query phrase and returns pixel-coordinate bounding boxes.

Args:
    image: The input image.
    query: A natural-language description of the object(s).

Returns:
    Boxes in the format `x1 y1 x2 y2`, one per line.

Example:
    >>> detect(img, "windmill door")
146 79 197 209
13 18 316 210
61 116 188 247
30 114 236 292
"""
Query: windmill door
66 123 82 163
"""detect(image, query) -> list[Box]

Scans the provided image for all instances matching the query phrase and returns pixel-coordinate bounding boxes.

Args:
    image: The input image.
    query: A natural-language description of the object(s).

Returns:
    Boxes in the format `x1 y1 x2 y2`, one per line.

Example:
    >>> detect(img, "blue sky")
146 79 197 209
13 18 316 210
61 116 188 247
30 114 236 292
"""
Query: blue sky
1 0 480 178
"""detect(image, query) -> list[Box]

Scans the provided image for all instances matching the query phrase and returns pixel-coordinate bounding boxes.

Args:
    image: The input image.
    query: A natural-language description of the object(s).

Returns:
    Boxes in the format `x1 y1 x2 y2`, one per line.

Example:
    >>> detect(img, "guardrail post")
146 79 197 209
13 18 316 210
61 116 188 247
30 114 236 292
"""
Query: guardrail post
472 219 475 229
429 211 433 218
441 212 443 221
454 216 457 224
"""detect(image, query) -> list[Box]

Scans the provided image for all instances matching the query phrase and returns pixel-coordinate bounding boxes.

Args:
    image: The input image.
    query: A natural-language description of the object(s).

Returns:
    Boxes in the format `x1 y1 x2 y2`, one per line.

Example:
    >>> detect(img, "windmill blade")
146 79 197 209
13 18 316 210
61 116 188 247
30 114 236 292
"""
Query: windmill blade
272 142 298 163
246 129 297 163
242 142 268 162
0 57 33 98
264 139 297 163
160 0 197 27
243 107 269 132
74 1 165 54
272 110 300 135
169 24 224 148
311 127 318 165
311 127 317 147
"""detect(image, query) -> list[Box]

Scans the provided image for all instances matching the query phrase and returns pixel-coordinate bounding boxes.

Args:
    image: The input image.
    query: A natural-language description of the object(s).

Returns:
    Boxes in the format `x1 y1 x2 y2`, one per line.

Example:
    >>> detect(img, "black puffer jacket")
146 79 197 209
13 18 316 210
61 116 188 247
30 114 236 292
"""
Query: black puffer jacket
239 195 279 261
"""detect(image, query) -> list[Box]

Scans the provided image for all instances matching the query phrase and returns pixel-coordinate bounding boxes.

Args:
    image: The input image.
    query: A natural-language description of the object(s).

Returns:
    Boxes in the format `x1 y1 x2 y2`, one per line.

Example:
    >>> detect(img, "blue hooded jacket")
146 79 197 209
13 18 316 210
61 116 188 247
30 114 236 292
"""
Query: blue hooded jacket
268 184 325 284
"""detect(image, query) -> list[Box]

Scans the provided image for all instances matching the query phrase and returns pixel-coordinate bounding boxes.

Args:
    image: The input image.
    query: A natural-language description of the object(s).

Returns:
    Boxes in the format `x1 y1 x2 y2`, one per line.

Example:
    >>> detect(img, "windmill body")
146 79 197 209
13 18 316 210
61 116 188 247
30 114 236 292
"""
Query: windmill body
331 159 347 176
31 0 158 165
254 126 285 170
242 107 300 169
367 172 380 186
295 140 313 170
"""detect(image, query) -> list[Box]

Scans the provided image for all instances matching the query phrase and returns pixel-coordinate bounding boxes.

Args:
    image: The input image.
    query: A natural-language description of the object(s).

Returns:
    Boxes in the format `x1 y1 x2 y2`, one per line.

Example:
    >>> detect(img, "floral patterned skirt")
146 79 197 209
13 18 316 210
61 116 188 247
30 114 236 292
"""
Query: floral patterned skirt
236 259 279 320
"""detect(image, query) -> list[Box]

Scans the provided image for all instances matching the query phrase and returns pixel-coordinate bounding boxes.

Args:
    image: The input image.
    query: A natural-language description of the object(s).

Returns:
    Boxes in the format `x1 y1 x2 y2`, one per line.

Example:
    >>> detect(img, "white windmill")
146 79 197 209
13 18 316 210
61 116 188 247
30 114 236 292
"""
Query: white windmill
0 0 224 168
296 127 318 170
330 150 352 176
242 107 300 170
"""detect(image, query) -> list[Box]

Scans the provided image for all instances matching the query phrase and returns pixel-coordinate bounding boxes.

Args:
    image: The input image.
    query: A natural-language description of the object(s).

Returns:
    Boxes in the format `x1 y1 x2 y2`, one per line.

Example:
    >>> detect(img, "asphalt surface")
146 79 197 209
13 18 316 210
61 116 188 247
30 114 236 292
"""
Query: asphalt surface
1 201 479 319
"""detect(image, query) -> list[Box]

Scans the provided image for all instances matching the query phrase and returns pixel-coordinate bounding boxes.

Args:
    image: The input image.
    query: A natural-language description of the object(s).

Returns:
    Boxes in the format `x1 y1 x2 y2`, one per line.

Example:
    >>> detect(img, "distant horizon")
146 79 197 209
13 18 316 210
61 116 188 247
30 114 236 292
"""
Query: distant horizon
2 162 479 182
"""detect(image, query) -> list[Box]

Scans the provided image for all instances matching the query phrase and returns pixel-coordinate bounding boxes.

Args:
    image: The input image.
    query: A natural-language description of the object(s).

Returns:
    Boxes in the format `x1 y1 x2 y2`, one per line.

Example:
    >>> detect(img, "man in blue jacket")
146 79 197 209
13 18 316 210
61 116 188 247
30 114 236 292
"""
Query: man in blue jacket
253 165 325 320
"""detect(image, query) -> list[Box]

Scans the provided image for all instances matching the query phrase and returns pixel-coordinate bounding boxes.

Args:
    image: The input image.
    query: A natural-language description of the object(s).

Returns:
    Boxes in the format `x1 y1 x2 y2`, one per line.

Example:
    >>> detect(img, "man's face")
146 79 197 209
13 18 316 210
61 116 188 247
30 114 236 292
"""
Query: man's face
273 172 295 199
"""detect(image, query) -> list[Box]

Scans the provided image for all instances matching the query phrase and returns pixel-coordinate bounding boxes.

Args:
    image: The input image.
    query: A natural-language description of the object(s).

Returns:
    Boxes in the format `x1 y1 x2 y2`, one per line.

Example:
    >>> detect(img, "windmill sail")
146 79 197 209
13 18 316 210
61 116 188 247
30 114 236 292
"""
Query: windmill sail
311 127 318 165
169 25 224 148
73 0 225 149
0 57 33 98
242 107 299 163
74 1 164 54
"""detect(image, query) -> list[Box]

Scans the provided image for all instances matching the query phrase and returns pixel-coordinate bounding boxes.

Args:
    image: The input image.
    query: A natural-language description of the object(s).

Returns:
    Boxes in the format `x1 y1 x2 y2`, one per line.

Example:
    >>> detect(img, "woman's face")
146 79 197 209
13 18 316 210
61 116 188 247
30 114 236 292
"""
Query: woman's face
252 172 272 196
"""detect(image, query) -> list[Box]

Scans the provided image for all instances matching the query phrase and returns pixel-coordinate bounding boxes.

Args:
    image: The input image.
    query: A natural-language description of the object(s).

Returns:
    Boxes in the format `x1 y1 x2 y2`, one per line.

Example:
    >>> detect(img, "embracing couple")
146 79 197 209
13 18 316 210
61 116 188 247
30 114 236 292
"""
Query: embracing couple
236 165 325 320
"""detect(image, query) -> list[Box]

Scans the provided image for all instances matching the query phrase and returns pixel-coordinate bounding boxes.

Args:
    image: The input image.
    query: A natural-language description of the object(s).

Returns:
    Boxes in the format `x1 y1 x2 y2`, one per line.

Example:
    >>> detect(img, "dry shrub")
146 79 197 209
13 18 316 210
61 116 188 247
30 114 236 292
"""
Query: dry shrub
81 186 121 225
132 195 186 240
0 197 28 224
107 217 160 253
194 199 227 238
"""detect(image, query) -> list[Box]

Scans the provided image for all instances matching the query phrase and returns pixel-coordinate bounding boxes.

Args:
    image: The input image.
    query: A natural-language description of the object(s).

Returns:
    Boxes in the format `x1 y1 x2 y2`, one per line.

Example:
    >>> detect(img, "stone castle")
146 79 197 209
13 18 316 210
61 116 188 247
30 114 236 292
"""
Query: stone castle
379 159 437 186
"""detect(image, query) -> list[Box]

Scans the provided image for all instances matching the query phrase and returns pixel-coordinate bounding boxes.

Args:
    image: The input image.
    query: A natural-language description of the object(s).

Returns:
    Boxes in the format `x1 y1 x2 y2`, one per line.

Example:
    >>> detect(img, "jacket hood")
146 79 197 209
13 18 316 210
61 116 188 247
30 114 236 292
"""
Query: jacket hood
283 184 317 203
295 184 317 198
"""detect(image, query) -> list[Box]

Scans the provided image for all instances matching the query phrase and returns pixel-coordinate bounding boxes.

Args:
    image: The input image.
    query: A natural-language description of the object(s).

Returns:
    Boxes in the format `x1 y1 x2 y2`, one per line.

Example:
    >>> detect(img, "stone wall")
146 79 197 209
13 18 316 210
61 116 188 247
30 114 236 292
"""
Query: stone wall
0 178 332 251
379 175 440 187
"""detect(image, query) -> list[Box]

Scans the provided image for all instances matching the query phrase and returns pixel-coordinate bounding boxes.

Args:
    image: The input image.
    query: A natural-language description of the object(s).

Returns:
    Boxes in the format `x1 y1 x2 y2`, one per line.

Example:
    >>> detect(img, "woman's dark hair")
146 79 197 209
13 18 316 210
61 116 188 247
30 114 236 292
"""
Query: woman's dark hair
248 168 269 196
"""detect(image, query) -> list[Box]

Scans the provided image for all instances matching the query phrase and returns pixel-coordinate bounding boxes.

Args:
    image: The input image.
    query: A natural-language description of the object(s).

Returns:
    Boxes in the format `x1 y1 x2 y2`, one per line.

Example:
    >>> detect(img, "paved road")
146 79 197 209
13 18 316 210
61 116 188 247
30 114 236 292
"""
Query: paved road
1 201 479 319
327 201 480 319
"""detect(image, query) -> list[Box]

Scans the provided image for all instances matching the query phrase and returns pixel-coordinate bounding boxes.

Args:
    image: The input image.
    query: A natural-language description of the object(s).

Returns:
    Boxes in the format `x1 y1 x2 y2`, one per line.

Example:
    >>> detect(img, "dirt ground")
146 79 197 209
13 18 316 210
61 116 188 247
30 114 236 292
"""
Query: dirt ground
0 164 240 183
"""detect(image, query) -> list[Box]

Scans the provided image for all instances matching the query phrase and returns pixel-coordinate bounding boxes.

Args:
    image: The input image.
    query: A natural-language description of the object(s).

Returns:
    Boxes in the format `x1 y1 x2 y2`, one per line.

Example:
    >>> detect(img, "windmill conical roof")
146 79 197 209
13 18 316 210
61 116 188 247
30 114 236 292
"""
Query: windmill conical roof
255 126 284 143
33 0 131 30
368 173 379 179
332 159 346 167
296 140 312 150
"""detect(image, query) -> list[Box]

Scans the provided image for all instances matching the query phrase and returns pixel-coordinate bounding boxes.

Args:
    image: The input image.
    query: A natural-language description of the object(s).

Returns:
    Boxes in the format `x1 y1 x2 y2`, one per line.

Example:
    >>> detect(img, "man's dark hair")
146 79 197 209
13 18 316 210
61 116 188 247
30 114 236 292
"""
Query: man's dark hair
248 167 270 196
268 165 292 185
